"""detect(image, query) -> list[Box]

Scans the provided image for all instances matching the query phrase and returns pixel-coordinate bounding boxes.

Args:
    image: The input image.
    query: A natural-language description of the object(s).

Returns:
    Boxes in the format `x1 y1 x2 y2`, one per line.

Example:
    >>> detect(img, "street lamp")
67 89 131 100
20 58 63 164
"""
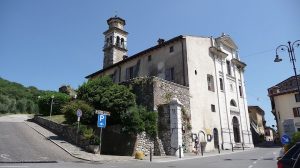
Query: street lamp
274 40 300 93
50 95 54 120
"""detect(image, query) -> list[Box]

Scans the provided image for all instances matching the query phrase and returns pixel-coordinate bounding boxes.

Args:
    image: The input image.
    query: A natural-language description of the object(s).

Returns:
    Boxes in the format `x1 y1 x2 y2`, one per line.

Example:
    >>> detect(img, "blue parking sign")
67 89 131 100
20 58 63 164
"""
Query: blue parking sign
97 114 106 128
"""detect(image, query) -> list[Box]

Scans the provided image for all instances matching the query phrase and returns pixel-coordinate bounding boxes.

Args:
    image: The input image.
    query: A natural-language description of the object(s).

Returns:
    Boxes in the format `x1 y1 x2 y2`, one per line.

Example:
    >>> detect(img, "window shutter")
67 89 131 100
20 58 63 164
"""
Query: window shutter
293 108 298 117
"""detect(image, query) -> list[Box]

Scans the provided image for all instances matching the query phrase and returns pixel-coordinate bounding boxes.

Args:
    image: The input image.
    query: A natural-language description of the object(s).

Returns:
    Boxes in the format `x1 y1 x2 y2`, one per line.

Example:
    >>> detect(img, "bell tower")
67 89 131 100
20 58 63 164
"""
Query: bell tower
103 16 128 68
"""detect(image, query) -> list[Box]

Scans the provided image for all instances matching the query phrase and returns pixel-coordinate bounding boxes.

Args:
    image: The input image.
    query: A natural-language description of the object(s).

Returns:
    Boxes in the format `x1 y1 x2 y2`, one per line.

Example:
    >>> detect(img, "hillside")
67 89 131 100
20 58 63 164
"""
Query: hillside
0 77 42 114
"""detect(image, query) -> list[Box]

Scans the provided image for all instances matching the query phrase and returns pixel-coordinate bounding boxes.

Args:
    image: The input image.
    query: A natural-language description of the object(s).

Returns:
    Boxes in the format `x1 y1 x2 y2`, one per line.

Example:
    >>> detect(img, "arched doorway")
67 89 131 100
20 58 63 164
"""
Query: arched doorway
232 116 241 143
213 128 219 149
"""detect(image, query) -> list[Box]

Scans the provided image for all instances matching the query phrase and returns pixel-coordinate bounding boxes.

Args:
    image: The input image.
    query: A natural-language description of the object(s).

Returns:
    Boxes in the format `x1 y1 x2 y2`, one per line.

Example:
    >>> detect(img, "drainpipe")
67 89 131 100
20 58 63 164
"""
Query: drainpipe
211 36 224 149
118 65 122 82
180 38 187 86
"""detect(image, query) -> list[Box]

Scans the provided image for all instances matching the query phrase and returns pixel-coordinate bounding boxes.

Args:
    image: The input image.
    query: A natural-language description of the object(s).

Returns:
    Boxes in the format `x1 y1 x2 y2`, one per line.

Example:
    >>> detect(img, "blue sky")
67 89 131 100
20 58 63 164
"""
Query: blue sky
1 0 299 127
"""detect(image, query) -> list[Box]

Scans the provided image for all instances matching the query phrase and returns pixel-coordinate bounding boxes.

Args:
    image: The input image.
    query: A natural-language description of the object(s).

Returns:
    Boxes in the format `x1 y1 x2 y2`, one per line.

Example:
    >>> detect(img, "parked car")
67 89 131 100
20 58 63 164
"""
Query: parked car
278 142 300 168
292 152 300 168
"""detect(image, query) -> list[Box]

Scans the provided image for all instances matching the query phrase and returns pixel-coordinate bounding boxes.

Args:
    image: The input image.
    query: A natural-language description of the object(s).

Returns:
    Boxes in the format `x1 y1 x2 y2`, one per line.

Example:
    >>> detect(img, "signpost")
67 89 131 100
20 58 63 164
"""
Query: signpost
281 134 291 145
76 109 82 145
96 110 110 155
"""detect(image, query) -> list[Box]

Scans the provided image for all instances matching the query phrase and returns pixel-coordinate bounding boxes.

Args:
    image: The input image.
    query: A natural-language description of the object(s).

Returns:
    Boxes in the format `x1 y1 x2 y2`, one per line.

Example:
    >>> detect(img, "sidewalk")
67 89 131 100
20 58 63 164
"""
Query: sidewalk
25 120 253 163
143 148 253 163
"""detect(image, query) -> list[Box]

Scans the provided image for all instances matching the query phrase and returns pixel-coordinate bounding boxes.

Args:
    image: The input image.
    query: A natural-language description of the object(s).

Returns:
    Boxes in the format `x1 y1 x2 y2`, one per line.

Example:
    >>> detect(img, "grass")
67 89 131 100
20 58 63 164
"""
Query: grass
43 115 66 124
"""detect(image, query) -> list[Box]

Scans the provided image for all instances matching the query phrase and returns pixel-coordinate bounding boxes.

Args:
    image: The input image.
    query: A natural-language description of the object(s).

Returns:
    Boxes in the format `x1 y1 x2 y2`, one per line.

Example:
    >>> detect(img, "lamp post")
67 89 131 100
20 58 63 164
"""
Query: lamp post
274 40 300 94
50 95 54 120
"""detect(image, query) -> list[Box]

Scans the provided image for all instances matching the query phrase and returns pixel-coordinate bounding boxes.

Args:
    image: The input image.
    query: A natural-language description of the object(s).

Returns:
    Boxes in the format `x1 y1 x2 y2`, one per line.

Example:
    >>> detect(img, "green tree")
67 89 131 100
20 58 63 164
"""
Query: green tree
288 132 300 149
0 77 43 114
120 105 157 136
77 76 135 122
38 92 70 116
62 100 95 125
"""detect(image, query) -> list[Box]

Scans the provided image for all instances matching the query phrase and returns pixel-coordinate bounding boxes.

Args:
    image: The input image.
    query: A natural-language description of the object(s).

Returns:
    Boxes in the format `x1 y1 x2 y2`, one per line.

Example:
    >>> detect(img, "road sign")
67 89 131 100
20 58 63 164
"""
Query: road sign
95 110 111 116
76 109 82 117
97 114 106 128
281 134 291 144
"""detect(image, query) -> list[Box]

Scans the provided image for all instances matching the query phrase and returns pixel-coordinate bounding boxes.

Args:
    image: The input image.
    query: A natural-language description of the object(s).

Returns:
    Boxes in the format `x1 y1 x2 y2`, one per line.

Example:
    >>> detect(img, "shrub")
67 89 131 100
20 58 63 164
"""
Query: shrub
120 105 157 137
77 76 135 123
288 132 300 149
62 100 95 125
38 92 70 116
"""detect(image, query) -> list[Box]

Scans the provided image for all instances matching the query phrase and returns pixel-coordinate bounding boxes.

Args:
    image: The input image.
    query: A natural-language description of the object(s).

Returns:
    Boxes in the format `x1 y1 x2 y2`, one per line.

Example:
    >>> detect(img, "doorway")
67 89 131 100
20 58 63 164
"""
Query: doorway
213 128 219 149
232 116 241 143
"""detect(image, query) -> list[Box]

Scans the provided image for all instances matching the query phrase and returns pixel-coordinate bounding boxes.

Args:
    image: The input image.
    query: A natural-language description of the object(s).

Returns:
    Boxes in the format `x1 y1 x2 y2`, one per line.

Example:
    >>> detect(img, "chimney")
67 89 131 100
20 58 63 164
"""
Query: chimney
157 38 165 45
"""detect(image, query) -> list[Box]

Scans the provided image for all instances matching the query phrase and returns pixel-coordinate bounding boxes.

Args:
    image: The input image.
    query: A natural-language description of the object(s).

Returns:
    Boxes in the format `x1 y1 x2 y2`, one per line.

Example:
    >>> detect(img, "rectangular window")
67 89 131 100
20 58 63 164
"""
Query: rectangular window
169 46 174 53
239 85 243 97
293 107 300 117
226 60 231 76
211 104 216 112
165 67 175 82
148 55 152 62
207 74 215 92
295 94 300 102
126 66 134 80
219 78 224 91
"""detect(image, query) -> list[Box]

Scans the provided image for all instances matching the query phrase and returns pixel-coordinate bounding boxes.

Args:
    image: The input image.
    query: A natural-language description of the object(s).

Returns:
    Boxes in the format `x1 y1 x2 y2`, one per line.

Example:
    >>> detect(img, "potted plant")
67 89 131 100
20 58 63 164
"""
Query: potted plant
86 135 100 154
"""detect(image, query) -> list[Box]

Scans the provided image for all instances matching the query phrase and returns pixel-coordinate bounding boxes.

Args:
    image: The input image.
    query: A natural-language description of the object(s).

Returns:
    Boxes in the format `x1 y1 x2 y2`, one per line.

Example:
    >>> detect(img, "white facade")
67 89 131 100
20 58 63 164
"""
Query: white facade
185 36 253 150
87 17 254 151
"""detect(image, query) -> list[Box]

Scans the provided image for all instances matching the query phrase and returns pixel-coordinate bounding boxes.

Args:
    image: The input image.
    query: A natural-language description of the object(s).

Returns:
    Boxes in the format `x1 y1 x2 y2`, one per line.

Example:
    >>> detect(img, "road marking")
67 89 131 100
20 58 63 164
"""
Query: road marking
253 161 257 164
0 166 28 168
0 154 11 161
248 165 253 168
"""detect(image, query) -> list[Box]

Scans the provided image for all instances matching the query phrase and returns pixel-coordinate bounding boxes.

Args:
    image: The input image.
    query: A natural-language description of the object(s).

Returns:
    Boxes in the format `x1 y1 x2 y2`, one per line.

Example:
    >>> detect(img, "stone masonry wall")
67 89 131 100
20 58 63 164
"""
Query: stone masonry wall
33 116 90 147
124 77 192 155
153 78 193 153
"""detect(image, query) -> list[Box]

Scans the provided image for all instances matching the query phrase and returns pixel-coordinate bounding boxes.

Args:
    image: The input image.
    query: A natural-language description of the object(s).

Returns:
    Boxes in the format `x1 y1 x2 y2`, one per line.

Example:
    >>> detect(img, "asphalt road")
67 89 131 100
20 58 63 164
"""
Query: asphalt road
0 116 77 163
0 115 281 168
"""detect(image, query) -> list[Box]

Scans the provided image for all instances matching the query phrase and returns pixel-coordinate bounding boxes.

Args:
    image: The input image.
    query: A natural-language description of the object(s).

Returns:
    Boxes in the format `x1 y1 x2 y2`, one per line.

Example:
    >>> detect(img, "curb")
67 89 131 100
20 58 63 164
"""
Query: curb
24 121 97 162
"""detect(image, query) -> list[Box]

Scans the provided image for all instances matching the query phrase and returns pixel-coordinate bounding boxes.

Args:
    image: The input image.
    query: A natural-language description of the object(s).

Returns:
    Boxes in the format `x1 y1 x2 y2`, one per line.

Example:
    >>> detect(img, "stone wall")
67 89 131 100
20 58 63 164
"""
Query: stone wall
153 78 193 153
33 116 89 147
124 77 193 154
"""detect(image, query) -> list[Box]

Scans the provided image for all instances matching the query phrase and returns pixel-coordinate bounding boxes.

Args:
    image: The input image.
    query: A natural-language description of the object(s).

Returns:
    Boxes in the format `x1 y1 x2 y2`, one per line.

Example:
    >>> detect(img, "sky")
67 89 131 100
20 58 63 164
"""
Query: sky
1 0 300 127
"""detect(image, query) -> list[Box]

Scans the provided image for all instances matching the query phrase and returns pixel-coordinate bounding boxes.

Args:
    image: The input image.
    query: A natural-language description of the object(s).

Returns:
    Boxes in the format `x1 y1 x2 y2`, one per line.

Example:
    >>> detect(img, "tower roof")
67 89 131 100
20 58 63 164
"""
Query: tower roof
107 16 126 25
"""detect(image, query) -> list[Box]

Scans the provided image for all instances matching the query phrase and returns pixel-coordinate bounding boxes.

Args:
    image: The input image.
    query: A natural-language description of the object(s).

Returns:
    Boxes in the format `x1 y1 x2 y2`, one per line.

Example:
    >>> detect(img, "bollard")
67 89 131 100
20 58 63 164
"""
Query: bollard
200 144 203 156
231 143 234 152
150 146 152 162
242 143 244 150
218 144 220 154
179 146 182 158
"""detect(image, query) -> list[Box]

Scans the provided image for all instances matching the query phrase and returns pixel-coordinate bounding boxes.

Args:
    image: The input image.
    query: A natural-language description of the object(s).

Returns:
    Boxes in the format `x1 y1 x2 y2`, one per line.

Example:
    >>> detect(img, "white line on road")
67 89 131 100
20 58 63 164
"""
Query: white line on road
253 161 257 164
248 165 253 168
0 154 11 161
0 166 28 168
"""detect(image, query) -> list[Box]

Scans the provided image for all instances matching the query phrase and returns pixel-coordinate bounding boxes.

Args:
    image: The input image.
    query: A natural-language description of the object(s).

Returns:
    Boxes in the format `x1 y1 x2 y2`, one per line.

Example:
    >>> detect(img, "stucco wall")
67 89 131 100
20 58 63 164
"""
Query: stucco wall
274 93 300 137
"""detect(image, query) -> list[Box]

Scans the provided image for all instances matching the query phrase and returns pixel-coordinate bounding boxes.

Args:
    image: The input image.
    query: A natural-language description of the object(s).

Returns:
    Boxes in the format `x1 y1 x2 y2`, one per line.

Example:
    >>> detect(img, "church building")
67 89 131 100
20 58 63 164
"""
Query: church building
86 16 254 154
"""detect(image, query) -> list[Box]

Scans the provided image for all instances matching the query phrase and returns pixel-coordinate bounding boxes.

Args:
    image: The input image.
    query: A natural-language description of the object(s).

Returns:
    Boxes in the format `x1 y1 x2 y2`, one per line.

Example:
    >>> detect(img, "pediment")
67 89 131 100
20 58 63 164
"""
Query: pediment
216 35 238 50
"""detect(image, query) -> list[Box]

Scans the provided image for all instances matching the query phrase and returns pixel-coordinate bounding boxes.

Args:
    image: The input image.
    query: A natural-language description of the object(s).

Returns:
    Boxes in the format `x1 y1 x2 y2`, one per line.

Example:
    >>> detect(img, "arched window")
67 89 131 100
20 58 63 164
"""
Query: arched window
116 36 120 46
121 38 124 48
109 36 113 44
230 99 237 107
